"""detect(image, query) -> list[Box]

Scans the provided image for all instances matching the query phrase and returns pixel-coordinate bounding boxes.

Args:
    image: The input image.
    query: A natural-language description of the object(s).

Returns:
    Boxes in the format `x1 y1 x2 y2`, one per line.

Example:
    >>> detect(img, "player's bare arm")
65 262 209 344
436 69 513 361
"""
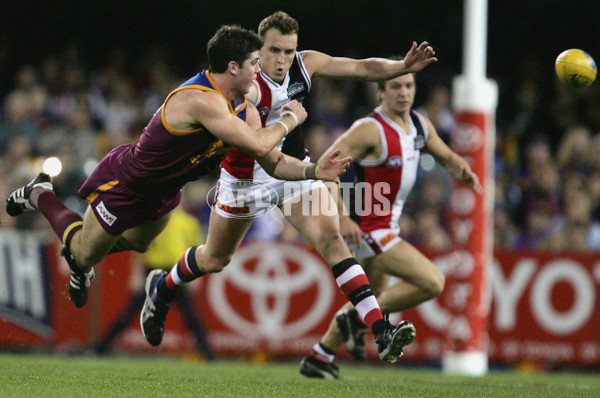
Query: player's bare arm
423 118 483 195
246 81 259 105
242 102 350 182
256 148 351 183
166 89 306 158
318 119 382 246
302 41 437 80
320 119 381 162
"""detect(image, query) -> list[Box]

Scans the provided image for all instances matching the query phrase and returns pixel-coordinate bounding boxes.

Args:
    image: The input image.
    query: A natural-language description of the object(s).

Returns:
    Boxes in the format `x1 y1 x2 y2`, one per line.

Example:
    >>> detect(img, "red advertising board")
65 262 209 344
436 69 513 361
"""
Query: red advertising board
1 233 599 366
402 251 600 365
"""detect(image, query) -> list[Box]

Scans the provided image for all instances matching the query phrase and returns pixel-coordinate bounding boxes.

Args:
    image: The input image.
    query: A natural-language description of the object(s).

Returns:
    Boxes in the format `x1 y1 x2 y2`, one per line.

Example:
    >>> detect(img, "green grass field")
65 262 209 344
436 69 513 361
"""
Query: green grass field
0 353 598 398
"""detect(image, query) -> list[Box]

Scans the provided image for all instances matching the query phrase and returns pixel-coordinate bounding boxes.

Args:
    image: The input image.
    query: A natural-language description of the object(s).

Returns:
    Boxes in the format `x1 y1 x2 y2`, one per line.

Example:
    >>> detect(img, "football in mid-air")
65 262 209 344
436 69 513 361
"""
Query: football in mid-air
555 49 597 88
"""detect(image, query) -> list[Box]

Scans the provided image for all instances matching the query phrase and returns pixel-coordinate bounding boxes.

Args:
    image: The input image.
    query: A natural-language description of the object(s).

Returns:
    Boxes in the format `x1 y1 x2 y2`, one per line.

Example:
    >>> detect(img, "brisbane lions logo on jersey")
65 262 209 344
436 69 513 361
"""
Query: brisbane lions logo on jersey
386 155 403 168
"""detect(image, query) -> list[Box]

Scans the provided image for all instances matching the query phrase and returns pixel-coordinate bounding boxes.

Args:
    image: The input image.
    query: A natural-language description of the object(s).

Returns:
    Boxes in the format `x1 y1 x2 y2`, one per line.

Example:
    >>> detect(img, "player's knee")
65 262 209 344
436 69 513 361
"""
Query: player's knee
315 228 345 253
424 269 445 298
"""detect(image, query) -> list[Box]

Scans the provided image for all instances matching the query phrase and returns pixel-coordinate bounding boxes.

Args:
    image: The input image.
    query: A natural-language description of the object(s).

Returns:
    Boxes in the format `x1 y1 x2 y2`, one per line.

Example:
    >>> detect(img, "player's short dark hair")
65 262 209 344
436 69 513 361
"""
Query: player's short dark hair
258 11 299 37
207 25 263 73
376 55 412 91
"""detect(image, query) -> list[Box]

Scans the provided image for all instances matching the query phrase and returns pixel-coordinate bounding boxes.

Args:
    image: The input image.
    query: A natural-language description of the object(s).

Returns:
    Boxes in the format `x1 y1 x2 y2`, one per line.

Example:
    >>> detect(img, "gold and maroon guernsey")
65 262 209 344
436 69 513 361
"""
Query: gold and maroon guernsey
115 70 246 198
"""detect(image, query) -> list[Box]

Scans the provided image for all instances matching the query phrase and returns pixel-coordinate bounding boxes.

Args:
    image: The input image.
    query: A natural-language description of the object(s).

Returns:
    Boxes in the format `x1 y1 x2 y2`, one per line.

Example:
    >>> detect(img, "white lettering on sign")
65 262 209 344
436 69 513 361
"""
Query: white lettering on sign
451 187 477 216
447 315 472 342
0 231 51 338
452 219 474 245
451 250 475 279
427 254 599 337
0 232 47 317
531 259 595 335
447 283 472 313
580 342 600 362
419 298 449 331
452 122 483 153
491 258 536 330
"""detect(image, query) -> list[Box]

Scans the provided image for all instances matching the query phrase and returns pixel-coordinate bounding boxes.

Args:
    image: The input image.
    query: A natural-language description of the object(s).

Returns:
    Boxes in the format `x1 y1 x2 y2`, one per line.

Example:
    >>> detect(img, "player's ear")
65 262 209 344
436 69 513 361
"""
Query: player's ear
228 60 239 76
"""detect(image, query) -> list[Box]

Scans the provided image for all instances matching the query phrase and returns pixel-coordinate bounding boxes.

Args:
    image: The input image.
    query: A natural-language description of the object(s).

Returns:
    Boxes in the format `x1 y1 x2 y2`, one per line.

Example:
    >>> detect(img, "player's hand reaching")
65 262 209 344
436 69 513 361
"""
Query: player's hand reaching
453 163 483 195
314 149 351 183
402 41 438 73
340 216 365 248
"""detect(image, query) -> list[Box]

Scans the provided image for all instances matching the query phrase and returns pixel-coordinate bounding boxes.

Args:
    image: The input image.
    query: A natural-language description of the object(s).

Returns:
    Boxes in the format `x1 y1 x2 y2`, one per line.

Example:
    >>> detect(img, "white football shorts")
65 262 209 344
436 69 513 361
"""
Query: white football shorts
215 162 326 219
347 227 402 259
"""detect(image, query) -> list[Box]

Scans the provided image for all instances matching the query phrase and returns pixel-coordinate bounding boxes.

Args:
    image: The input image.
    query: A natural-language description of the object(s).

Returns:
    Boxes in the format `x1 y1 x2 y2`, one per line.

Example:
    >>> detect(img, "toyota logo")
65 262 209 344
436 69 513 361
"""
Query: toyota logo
207 242 335 339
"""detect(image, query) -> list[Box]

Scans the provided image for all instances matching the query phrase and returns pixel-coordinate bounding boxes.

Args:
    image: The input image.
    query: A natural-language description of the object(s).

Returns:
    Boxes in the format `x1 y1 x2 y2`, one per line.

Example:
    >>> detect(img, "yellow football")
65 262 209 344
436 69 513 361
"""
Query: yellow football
555 49 597 88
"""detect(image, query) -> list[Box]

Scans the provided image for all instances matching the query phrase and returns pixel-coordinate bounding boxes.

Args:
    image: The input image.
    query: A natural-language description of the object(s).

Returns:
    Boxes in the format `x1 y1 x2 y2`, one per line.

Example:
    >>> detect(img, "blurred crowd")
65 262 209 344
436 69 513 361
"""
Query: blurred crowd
2 43 600 253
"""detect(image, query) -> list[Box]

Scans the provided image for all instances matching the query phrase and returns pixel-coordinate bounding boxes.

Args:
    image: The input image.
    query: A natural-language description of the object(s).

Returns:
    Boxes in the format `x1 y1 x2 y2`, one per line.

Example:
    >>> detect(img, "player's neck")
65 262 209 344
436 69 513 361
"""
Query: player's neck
381 105 410 129
269 74 285 85
210 72 237 103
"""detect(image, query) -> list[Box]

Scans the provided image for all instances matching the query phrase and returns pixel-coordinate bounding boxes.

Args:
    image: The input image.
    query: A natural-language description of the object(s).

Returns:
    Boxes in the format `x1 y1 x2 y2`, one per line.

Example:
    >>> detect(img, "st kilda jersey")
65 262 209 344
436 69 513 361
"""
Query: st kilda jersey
351 108 429 232
221 52 311 180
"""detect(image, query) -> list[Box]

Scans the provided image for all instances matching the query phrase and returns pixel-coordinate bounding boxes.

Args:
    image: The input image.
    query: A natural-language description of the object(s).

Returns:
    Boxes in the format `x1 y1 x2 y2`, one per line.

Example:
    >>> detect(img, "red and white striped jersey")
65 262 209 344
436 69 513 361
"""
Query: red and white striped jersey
220 52 311 182
354 108 429 232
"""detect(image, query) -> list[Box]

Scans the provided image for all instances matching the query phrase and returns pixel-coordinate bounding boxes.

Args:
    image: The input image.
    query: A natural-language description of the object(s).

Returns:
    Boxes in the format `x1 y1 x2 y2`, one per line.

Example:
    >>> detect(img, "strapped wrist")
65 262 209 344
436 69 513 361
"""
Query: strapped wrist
304 163 319 180
275 120 289 135
279 110 298 130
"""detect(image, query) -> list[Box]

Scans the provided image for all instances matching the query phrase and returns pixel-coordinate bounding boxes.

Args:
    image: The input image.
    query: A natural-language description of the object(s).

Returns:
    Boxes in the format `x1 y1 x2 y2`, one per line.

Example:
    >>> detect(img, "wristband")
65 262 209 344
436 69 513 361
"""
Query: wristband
315 164 320 180
302 164 309 180
280 110 299 127
275 120 289 135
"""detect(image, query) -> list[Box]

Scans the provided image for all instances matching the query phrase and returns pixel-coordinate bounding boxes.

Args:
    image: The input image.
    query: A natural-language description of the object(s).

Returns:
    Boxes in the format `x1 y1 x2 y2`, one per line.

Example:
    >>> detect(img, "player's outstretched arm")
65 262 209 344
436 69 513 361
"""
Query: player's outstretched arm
303 41 437 81
256 148 351 182
424 118 483 195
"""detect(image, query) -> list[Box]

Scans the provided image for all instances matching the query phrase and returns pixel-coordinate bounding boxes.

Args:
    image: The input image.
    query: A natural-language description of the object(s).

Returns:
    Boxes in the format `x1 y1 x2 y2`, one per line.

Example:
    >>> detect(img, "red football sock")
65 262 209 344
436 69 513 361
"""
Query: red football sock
331 258 384 336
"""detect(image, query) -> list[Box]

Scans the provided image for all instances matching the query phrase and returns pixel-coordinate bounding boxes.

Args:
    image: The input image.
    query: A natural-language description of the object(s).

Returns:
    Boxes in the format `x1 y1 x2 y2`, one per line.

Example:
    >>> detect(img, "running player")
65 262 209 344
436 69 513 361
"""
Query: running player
4 25 349 308
300 66 482 378
143 11 438 365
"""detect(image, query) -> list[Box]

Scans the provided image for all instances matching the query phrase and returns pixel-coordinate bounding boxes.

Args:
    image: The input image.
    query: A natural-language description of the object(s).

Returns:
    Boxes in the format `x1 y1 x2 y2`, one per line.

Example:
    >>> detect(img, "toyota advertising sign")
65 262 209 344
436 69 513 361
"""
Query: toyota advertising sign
1 234 599 367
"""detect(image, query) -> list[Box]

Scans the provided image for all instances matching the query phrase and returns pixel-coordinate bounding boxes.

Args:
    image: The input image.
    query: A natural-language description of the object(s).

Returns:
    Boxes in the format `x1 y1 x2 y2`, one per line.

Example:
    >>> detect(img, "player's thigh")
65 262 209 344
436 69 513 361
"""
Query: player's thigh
283 187 336 241
120 213 171 250
283 187 350 261
75 206 119 262
373 240 443 291
203 211 254 259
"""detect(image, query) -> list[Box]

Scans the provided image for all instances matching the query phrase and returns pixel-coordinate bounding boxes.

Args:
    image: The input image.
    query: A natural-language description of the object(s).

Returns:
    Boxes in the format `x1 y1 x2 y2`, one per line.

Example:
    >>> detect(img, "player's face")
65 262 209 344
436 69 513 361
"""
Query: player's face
236 51 261 94
380 74 416 115
260 28 298 83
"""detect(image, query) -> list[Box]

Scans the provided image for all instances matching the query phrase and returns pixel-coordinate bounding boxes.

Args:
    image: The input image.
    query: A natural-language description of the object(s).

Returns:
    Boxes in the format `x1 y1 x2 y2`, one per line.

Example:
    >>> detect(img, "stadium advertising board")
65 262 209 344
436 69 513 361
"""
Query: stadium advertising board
0 235 598 366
